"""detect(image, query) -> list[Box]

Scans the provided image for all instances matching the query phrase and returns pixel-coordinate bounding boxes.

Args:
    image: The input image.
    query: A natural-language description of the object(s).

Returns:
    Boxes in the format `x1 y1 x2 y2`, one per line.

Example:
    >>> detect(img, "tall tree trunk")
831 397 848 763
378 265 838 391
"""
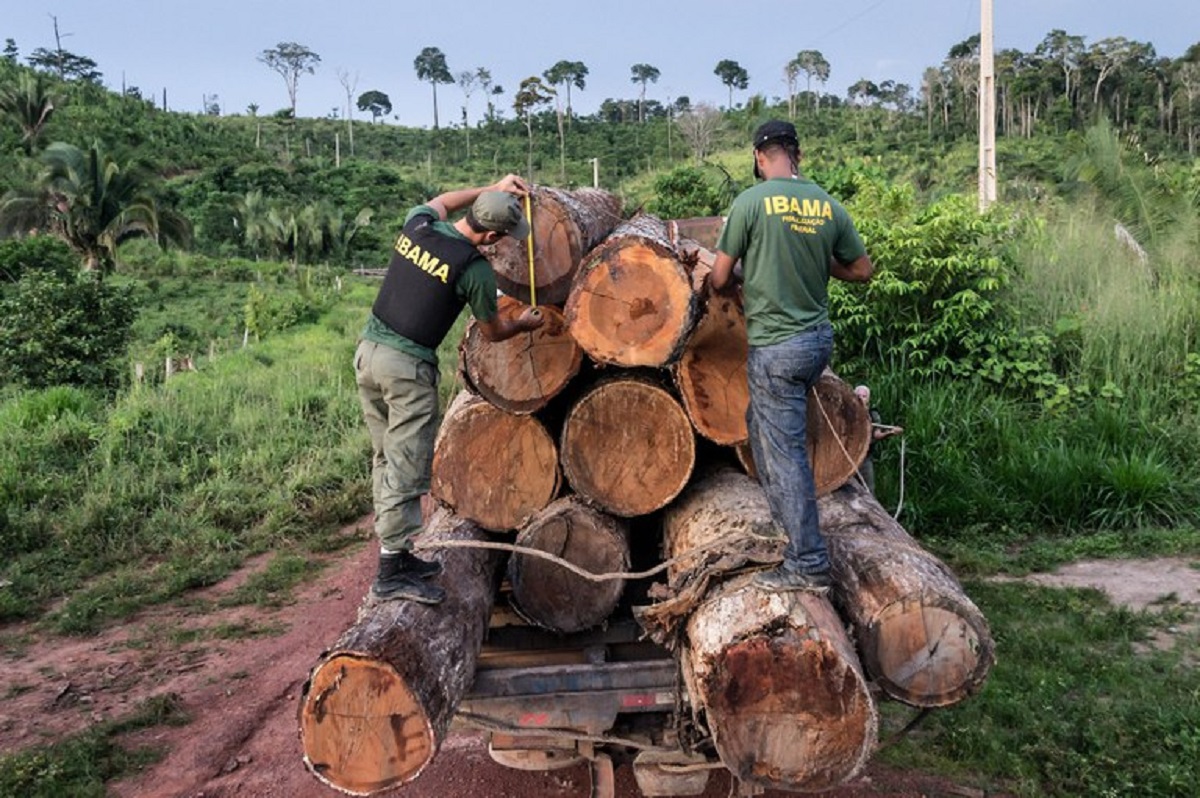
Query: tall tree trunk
299 509 502 794
430 392 560 531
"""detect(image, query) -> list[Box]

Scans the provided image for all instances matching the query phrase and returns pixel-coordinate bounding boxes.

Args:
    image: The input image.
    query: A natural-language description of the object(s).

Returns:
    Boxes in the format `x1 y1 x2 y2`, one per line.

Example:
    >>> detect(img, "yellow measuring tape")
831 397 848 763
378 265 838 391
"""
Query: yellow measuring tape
524 193 537 308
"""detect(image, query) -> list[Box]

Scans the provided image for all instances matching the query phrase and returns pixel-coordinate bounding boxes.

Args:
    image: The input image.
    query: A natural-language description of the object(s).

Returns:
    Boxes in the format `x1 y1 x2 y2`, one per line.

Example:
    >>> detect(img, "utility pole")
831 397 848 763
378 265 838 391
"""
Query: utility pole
978 0 997 211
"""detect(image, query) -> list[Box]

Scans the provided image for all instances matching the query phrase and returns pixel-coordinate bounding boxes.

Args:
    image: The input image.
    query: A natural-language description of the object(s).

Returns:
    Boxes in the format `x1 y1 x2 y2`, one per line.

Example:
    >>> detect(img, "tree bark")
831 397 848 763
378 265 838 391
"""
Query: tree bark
506 496 630 633
819 480 996 707
430 391 560 531
299 509 503 794
565 213 701 368
657 469 877 793
460 295 582 414
480 186 623 306
735 369 872 496
560 374 695 517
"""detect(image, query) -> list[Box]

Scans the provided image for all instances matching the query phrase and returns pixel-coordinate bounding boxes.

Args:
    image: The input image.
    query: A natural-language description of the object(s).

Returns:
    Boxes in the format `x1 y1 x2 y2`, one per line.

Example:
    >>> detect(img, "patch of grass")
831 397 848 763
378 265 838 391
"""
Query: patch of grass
219 552 321 609
879 581 1200 796
926 526 1200 577
0 693 188 798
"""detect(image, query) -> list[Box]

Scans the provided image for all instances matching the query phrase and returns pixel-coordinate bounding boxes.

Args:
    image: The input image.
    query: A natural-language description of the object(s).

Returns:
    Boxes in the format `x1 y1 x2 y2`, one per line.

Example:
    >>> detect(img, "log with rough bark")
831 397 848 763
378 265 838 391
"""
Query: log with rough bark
654 468 877 793
565 213 701 368
673 281 749 446
506 496 630 633
299 509 503 795
460 295 582 414
819 479 996 707
735 368 872 496
560 375 695 517
479 186 623 306
430 391 560 531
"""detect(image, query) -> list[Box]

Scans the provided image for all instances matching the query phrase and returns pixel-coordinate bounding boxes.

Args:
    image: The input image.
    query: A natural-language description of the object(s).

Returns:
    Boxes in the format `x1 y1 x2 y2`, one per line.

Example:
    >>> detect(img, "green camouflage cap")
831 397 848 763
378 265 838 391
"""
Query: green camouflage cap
471 191 530 239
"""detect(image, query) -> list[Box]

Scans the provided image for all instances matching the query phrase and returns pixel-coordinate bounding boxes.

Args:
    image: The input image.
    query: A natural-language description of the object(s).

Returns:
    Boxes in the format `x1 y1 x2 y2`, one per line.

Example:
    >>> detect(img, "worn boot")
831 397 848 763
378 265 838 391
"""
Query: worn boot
398 549 443 579
753 564 832 595
371 553 445 604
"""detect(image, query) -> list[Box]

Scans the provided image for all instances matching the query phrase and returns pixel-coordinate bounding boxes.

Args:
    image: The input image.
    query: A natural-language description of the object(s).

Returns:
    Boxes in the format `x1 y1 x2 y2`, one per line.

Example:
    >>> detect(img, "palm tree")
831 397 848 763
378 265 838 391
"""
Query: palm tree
0 72 59 154
629 63 660 123
0 141 191 273
414 46 453 129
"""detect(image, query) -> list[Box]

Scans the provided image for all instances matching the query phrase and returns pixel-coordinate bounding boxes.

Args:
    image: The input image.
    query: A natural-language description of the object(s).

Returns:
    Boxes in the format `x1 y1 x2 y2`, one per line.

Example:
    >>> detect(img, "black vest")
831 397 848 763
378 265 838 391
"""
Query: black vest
372 211 480 349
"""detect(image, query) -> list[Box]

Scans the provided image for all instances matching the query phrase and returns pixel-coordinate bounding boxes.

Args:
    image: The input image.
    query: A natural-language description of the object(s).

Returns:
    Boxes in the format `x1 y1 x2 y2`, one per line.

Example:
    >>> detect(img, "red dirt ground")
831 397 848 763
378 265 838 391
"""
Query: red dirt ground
15 518 1193 797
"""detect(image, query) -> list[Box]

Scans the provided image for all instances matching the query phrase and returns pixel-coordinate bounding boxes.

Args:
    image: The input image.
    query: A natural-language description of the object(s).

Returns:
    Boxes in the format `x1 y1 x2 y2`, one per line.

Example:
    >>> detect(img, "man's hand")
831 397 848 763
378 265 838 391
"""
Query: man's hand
517 306 545 331
492 174 529 198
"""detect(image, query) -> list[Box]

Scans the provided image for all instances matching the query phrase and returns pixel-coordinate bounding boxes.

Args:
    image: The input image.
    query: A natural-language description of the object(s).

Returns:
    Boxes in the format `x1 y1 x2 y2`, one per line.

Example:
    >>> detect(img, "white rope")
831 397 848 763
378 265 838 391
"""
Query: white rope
415 528 779 583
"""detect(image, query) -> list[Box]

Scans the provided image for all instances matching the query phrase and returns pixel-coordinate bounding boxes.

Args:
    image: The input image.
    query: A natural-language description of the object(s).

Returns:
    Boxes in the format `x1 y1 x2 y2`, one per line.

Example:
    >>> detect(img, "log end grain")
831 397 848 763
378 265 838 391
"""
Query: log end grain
862 592 996 707
566 241 696 368
561 379 695 517
431 394 560 531
675 292 749 446
300 654 433 794
462 298 582 414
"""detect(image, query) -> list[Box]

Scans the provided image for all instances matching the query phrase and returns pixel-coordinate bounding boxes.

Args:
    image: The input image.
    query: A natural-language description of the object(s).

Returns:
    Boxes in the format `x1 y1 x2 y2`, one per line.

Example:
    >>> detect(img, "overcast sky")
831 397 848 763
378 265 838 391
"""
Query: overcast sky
3 1 1195 126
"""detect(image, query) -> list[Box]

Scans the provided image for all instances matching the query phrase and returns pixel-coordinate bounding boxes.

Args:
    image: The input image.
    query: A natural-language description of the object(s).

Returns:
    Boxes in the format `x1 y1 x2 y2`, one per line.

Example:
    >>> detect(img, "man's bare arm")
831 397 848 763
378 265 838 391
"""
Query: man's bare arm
829 254 874 283
476 306 544 342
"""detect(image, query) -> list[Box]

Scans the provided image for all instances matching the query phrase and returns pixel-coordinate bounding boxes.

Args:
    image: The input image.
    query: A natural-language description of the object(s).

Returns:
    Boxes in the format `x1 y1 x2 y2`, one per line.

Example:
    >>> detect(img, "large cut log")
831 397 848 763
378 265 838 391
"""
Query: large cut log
819 479 996 707
479 186 623 306
735 368 872 496
650 469 877 792
565 213 701 368
430 391 560 531
506 496 630 633
560 375 695 517
673 282 749 446
299 509 503 795
460 295 582 414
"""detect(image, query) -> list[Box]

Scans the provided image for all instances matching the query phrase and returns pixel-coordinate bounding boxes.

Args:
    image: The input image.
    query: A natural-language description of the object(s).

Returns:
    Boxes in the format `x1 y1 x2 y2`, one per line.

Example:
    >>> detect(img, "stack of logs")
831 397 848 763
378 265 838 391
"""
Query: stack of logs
298 188 996 795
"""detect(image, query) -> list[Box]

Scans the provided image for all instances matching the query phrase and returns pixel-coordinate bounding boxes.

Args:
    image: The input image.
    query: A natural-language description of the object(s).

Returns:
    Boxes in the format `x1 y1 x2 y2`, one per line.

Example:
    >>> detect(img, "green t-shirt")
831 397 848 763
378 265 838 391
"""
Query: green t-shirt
361 204 499 365
716 176 866 346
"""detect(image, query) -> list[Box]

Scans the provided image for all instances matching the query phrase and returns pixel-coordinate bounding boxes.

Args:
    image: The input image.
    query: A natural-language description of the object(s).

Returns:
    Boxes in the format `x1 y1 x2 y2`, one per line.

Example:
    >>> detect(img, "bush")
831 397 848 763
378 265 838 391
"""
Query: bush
0 236 77 285
0 269 139 391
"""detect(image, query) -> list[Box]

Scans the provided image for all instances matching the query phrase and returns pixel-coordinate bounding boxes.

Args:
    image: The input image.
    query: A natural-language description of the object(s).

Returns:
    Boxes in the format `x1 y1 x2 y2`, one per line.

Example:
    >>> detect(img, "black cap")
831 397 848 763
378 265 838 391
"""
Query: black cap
752 120 798 150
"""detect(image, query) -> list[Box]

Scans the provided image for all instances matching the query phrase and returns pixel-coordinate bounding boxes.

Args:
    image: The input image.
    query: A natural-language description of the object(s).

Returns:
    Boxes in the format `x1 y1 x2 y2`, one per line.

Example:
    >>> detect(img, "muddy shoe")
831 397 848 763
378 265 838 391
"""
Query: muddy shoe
371 572 446 604
398 550 443 579
753 566 832 594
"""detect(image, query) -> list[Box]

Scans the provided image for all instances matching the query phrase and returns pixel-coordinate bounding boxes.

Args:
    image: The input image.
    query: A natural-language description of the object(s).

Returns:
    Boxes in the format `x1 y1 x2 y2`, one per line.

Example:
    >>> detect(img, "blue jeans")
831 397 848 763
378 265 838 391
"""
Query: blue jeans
746 324 834 575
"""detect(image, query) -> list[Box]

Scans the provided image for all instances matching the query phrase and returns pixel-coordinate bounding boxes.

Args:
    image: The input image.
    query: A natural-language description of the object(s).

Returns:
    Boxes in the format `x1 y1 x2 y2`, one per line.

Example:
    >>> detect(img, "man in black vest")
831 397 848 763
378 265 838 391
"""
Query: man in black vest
354 174 544 604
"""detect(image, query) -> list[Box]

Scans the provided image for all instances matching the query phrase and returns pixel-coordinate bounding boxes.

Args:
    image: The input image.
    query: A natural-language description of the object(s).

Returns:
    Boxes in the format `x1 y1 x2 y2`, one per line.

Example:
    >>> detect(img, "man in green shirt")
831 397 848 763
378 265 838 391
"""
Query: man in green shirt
355 174 543 604
711 120 874 593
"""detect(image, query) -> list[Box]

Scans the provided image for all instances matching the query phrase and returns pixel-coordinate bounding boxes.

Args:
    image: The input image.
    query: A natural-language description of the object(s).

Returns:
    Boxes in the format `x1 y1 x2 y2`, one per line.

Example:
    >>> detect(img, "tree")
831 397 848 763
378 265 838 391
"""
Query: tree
0 141 191 273
848 79 880 107
793 50 831 111
2 38 18 63
0 72 58 154
1036 29 1085 106
475 68 504 123
713 60 749 109
630 63 660 123
675 102 724 164
512 76 555 181
457 69 481 158
337 68 359 156
357 90 392 123
543 60 588 121
784 60 802 119
258 42 321 120
414 46 453 129
27 47 101 83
